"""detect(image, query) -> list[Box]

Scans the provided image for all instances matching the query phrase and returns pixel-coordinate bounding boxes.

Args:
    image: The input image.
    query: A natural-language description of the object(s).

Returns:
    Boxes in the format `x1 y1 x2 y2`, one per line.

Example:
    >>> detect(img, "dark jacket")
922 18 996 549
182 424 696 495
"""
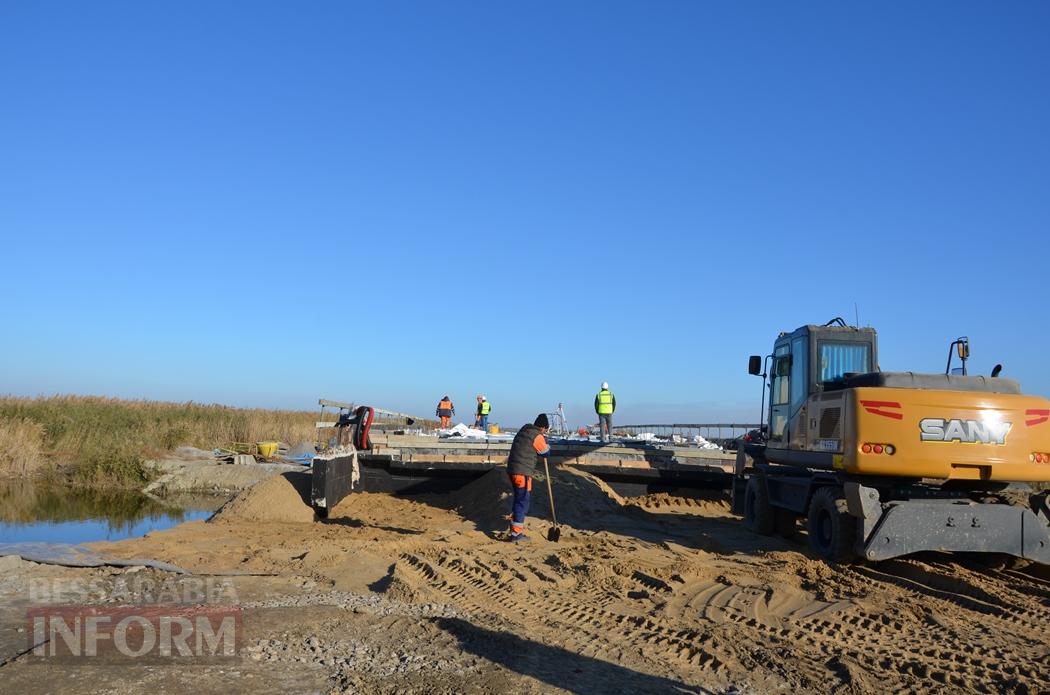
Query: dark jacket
507 424 550 478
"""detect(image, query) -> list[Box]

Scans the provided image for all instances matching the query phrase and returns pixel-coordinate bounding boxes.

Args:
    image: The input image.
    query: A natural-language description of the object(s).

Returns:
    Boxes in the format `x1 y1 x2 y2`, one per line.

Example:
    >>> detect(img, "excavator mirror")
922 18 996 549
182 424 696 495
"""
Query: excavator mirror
748 355 762 375
957 341 970 360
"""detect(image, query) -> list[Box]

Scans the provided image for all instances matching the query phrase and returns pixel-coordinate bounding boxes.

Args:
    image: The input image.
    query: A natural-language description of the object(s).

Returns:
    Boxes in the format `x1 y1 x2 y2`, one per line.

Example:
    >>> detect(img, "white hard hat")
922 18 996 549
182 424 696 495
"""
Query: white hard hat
601 382 609 390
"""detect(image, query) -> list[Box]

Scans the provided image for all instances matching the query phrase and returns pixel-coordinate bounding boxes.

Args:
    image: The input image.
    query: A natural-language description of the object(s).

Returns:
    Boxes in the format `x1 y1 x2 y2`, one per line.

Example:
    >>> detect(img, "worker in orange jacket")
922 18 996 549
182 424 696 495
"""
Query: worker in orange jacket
435 396 455 429
505 413 552 542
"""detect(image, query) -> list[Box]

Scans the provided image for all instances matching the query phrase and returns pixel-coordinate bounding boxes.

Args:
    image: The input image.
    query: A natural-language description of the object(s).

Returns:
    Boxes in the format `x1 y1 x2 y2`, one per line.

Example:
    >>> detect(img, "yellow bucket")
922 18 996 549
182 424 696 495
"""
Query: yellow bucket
257 441 279 458
487 424 500 434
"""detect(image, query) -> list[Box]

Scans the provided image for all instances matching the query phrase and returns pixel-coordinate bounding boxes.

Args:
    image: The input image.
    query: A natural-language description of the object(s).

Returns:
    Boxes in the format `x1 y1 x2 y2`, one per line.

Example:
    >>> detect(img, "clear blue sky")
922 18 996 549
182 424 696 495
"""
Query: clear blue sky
2 2 1047 429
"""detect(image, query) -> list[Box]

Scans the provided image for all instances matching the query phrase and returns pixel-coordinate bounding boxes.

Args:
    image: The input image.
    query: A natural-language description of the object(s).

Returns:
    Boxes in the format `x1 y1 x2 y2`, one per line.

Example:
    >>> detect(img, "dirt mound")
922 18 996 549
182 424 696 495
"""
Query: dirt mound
441 465 623 532
440 469 512 530
625 491 732 514
212 471 315 523
534 465 624 524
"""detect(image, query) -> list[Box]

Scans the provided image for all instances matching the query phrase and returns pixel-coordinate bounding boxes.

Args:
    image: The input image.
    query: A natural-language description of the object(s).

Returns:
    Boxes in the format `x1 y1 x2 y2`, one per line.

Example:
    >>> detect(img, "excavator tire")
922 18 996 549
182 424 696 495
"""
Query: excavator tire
744 474 776 536
807 486 858 563
775 507 799 539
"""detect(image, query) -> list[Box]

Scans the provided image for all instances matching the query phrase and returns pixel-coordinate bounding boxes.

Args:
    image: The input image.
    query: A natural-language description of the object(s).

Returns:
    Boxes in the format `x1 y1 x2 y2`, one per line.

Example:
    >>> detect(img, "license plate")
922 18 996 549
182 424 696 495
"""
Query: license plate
816 439 840 452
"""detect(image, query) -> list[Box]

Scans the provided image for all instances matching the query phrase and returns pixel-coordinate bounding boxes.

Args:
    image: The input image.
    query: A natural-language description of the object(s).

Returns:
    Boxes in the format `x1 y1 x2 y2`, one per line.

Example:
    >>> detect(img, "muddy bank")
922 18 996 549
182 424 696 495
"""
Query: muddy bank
143 453 303 495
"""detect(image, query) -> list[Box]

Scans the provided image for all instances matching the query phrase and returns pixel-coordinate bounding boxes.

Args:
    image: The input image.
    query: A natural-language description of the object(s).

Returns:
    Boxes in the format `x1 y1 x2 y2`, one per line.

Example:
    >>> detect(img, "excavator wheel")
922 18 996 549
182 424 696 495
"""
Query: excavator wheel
775 508 799 539
807 486 858 563
744 474 776 536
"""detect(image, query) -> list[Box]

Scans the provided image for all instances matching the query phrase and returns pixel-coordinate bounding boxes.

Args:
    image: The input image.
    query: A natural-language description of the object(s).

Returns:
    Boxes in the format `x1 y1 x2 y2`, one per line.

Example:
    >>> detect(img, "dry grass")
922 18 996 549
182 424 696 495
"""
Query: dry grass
0 417 47 477
0 395 319 485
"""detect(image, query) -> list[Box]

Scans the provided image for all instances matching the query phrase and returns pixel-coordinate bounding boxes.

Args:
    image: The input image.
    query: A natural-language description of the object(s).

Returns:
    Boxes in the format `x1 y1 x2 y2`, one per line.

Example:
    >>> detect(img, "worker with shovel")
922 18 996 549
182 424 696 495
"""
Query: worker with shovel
506 413 552 542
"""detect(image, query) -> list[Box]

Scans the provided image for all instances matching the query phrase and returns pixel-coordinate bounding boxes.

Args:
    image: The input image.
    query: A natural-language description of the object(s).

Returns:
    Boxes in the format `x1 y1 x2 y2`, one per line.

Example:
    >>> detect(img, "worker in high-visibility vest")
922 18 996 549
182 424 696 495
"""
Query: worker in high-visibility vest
475 395 492 431
594 382 616 443
435 396 455 429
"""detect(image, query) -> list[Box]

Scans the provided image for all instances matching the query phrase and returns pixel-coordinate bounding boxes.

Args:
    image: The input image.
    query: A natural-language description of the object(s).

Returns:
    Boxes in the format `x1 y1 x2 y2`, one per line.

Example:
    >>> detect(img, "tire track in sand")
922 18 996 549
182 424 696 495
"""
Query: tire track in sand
846 562 1050 634
398 551 731 675
662 571 1045 693
397 547 1049 692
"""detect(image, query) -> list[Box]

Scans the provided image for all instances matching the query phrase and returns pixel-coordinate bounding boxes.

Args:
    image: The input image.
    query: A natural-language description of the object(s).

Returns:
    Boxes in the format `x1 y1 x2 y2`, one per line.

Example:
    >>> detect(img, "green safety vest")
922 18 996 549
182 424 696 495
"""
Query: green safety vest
480 401 491 415
597 390 614 414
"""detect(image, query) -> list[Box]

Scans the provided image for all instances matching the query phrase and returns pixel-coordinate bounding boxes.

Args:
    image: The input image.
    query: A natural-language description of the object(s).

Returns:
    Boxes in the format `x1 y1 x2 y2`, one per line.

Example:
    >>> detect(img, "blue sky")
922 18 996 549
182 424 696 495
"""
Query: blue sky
2 2 1047 429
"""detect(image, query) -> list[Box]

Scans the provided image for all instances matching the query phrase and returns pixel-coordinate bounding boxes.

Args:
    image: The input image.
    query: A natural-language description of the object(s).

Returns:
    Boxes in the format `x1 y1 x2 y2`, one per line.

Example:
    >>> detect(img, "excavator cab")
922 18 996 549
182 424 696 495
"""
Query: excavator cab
750 319 877 446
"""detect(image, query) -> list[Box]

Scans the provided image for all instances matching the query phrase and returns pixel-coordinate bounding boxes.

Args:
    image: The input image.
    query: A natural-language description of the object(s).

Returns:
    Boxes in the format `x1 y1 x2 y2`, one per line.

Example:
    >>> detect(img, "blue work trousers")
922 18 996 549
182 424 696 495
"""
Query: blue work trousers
508 473 532 534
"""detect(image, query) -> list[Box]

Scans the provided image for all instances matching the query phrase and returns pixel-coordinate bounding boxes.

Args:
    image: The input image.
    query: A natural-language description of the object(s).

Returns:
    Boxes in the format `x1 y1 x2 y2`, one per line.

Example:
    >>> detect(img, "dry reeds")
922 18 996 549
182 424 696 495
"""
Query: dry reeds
0 395 319 485
0 417 47 477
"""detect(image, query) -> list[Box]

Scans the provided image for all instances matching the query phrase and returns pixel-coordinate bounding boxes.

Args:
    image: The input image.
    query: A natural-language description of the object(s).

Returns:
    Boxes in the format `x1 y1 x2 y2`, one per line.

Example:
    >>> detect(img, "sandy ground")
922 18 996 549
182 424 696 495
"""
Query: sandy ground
1 467 1048 694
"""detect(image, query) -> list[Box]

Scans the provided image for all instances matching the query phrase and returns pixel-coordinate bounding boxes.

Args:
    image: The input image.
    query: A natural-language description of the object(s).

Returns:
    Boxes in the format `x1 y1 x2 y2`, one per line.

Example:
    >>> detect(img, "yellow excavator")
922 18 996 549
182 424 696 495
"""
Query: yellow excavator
733 319 1050 564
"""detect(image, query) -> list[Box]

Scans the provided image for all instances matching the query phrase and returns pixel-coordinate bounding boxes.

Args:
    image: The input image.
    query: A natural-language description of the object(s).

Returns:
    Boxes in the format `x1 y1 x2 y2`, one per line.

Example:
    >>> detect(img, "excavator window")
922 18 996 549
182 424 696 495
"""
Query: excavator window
790 336 808 413
770 345 791 440
820 342 871 383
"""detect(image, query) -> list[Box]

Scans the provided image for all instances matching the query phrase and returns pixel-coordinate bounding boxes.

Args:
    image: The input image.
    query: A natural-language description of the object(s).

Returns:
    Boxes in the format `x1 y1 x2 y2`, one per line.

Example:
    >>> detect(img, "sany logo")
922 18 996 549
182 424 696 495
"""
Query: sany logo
919 418 1012 445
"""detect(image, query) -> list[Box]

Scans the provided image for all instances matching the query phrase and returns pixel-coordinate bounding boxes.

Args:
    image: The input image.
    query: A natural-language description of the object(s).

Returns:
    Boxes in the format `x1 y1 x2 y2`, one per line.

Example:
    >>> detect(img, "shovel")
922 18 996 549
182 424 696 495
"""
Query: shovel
543 457 561 542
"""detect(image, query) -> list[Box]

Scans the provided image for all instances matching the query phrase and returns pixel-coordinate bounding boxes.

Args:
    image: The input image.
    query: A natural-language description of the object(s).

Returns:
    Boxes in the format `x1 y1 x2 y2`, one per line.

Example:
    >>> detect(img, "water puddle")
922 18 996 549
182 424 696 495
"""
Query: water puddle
0 479 229 545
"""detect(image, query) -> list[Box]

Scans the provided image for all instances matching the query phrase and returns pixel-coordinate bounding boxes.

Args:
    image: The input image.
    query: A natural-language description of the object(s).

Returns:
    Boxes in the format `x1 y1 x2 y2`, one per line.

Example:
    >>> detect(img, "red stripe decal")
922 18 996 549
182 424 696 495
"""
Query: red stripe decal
860 401 902 408
860 400 903 420
1026 408 1050 427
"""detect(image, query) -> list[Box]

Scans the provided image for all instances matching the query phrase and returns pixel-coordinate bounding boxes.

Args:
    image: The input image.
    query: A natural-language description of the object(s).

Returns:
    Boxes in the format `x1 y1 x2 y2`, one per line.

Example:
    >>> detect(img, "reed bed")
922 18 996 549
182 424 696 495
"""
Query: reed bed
0 395 318 485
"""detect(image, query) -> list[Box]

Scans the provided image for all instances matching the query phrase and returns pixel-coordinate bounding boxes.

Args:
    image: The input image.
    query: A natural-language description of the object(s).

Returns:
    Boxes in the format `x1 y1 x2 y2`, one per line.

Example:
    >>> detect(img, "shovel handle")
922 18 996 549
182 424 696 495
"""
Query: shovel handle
543 457 558 527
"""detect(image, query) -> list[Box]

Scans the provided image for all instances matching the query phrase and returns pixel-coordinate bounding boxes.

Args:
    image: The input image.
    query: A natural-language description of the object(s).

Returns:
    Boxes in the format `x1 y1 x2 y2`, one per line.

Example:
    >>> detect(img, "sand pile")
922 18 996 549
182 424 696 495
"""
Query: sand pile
443 465 623 531
626 490 732 514
212 471 315 523
532 465 624 524
440 470 512 530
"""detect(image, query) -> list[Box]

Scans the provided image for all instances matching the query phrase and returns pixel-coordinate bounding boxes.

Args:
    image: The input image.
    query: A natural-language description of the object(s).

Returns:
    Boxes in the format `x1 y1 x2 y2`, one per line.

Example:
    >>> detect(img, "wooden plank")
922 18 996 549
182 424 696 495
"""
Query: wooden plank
443 454 506 464
319 399 354 410
374 437 506 448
